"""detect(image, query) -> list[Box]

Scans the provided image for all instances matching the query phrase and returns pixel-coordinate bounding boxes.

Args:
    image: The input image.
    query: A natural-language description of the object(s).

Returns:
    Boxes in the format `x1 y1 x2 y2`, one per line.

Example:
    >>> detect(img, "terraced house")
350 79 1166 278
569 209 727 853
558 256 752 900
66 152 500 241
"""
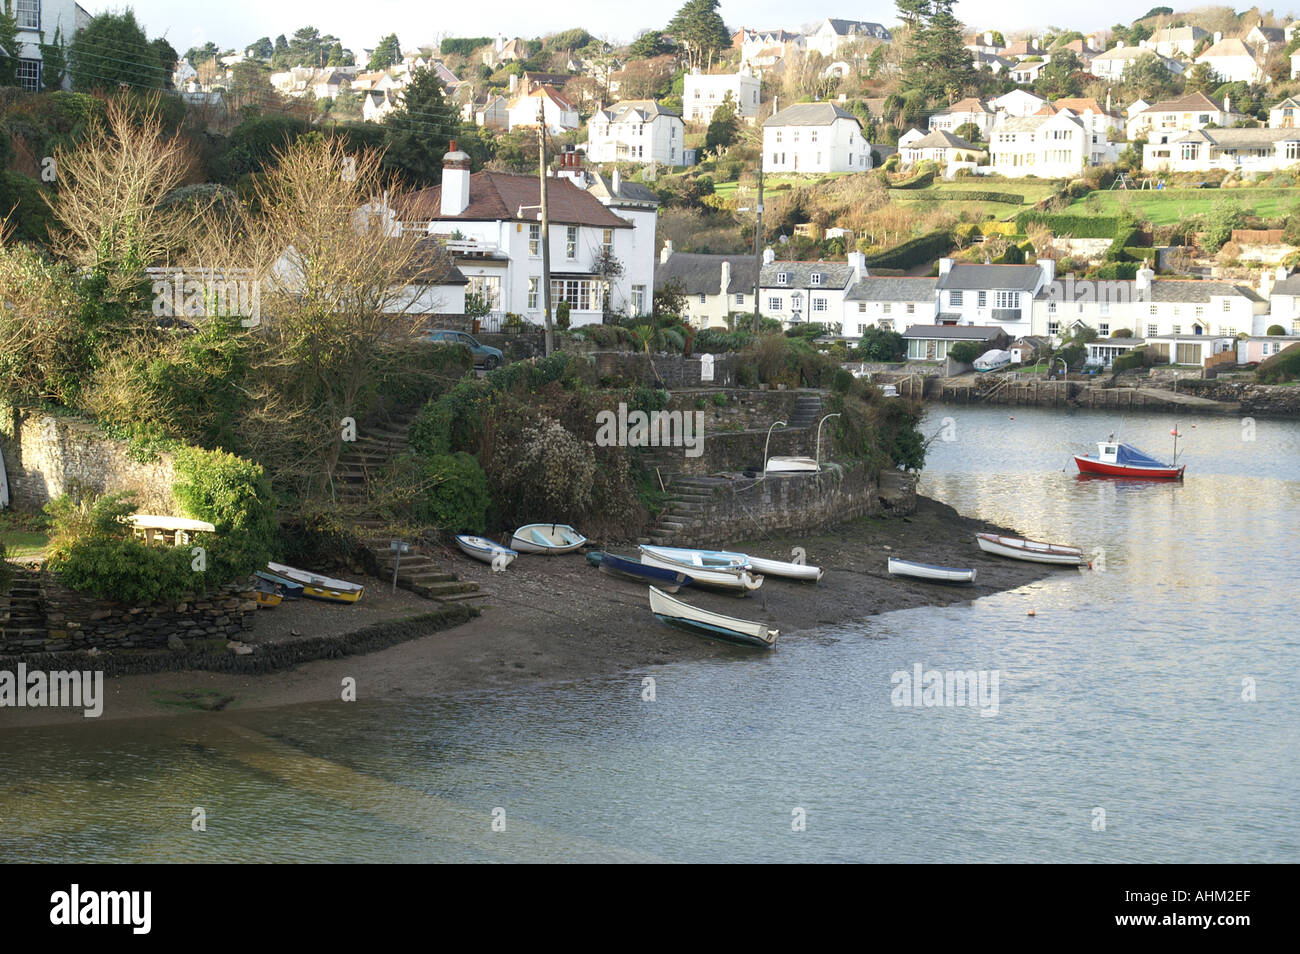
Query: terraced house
758 250 866 327
1143 127 1300 173
586 100 685 165
654 246 757 329
7 0 90 90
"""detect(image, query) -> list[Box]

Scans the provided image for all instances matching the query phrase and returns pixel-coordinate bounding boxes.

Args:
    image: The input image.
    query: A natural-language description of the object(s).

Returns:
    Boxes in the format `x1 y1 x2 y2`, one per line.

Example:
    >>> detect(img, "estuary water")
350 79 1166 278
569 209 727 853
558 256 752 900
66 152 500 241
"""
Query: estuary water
2 404 1297 863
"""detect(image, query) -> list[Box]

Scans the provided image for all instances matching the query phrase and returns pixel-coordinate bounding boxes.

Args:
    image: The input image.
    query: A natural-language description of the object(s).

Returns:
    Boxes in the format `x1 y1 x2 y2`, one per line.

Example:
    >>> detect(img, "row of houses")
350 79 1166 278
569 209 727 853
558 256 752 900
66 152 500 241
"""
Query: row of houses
734 18 892 76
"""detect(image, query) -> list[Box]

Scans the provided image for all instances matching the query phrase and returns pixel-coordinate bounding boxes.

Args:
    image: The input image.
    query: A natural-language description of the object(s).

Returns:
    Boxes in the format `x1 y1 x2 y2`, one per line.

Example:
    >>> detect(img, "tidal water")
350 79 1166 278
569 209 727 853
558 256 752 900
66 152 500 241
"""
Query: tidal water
2 404 1296 862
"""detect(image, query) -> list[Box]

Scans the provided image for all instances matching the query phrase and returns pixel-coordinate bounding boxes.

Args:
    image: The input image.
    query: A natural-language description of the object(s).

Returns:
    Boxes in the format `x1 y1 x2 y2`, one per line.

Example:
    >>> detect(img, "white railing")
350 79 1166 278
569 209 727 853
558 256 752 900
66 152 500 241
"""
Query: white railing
443 238 500 255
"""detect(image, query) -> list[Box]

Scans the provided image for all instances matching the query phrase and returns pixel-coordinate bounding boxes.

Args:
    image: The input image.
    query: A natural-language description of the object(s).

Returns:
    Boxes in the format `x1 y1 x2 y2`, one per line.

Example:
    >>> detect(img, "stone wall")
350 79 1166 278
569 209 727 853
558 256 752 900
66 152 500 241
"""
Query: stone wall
0 405 177 513
1177 380 1300 416
639 426 831 477
591 351 742 388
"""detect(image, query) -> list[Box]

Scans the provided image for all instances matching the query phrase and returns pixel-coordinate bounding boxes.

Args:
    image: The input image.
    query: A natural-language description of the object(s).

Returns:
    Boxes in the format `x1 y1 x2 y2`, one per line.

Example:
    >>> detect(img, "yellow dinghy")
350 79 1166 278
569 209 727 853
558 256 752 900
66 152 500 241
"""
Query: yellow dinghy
265 562 364 604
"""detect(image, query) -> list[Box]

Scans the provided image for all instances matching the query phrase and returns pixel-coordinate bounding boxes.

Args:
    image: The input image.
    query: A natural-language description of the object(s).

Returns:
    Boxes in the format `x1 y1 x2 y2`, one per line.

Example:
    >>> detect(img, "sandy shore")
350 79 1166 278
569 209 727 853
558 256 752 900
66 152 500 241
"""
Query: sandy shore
1 496 1071 727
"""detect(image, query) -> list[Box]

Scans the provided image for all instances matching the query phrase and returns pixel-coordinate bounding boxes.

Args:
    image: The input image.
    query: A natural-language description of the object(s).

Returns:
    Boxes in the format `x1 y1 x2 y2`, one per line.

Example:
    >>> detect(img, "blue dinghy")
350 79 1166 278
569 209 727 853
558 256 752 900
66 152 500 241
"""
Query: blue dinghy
589 551 694 593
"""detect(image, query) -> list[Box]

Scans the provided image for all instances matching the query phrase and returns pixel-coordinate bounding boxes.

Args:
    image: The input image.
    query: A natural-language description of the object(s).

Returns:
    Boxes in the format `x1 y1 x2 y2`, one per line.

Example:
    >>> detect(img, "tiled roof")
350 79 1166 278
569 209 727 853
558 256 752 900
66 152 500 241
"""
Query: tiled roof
933 97 992 116
760 261 857 289
845 277 938 302
655 253 757 295
938 263 1043 292
764 102 859 127
400 172 632 229
1140 91 1227 114
1197 38 1260 62
902 324 1005 339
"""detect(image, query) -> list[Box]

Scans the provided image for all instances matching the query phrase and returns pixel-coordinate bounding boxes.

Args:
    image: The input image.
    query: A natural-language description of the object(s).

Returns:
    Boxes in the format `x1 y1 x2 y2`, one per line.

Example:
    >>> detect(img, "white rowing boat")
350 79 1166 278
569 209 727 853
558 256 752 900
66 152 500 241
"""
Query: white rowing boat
975 532 1086 566
638 546 762 594
745 554 823 582
648 586 778 648
887 557 977 584
455 534 518 568
510 523 587 554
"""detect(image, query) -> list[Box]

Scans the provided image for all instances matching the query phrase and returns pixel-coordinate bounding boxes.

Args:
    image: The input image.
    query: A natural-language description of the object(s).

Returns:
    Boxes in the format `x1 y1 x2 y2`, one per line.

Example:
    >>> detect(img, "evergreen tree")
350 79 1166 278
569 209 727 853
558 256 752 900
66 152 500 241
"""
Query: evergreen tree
40 26 68 90
1034 50 1082 99
369 33 402 70
666 0 730 70
70 10 164 92
271 35 290 69
151 37 178 88
248 37 274 60
925 0 974 102
382 67 465 186
896 0 930 30
628 30 672 59
704 92 739 153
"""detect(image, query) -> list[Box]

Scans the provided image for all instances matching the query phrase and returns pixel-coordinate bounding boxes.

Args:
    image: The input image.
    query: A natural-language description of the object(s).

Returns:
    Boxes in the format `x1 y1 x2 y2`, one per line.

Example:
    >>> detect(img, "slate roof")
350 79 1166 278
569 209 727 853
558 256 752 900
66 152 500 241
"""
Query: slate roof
825 18 891 40
939 263 1043 292
1146 281 1264 303
760 261 857 289
655 253 757 295
401 172 632 228
764 103 859 127
902 324 1005 339
1176 127 1300 148
1271 273 1300 295
845 277 938 302
1139 92 1228 114
585 172 660 206
1035 278 1264 303
906 130 978 151
993 113 1083 134
594 100 683 123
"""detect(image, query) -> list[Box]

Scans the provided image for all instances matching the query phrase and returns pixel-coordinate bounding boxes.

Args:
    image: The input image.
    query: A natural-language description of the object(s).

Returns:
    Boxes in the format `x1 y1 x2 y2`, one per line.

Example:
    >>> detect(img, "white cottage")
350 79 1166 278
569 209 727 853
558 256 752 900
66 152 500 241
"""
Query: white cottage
762 103 872 174
585 101 685 165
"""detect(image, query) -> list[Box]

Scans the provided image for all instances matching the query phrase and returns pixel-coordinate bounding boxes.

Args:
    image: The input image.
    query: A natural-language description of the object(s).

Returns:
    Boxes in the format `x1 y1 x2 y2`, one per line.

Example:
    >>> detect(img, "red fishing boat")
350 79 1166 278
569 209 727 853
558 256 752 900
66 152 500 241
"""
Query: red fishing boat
1074 437 1185 480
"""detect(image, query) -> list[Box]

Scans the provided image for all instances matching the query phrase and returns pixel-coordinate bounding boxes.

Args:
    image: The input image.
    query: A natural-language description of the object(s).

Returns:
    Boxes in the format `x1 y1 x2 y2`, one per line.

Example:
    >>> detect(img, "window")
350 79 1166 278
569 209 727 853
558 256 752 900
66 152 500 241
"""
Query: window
1099 301 1110 317
977 291 987 308
810 130 818 142
1171 324 1181 334
768 296 782 311
1047 301 1057 313
812 297 828 312
1099 323 1109 337
601 229 613 256
879 319 894 331
858 303 867 313
996 291 1016 309
1048 321 1060 336
17 59 40 92
632 284 647 314
529 224 541 256
777 273 789 286
735 293 745 306
882 303 892 314
775 130 782 143
551 278 601 311
1221 299 1231 312
906 304 915 314
1287 141 1300 160
1147 323 1158 336
1180 142 1199 161
950 291 964 307
16 0 39 30
793 131 800 142
566 226 577 260
1149 305 1158 315
810 273 822 285
527 277 539 310
698 293 707 305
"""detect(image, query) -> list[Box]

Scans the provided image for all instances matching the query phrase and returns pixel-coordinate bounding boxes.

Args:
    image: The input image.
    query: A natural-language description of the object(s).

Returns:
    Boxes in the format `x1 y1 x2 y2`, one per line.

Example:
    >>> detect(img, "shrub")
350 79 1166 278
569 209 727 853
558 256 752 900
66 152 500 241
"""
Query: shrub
556 300 571 330
412 452 491 533
1111 350 1146 372
1266 324 1286 336
859 230 953 270
171 446 278 580
1012 212 1125 240
948 341 982 364
0 539 12 593
832 368 855 393
490 417 596 523
1111 328 1134 339
854 326 905 361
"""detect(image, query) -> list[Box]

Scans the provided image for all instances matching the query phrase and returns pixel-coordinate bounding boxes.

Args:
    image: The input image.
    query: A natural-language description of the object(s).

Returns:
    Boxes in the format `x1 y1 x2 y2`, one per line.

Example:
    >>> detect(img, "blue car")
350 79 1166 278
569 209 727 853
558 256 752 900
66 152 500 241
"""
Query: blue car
422 329 503 370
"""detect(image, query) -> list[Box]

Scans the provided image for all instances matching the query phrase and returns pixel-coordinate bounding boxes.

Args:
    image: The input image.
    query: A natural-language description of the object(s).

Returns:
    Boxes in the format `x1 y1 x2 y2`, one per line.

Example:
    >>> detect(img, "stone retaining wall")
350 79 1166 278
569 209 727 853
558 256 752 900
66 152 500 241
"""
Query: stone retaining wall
592 351 742 388
1176 380 1300 416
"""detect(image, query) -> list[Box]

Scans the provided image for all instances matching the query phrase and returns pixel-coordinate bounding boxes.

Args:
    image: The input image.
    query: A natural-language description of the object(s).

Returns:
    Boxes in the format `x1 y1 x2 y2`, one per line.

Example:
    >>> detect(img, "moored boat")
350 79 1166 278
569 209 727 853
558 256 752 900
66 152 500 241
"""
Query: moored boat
510 523 587 554
887 557 977 584
589 551 694 592
647 586 778 648
1074 440 1184 480
638 546 762 594
455 534 518 568
265 562 365 604
975 532 1086 566
745 554 823 582
639 545 748 569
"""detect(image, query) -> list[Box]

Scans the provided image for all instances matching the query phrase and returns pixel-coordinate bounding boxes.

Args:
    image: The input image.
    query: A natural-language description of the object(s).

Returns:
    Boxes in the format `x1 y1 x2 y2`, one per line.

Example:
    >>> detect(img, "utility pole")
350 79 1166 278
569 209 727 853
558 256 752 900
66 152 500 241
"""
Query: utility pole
538 102 554 356
752 164 764 333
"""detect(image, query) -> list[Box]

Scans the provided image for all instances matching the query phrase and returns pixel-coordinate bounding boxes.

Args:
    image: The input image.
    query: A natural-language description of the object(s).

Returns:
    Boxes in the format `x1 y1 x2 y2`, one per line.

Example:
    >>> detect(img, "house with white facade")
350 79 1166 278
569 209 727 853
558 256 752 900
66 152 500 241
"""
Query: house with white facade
1091 45 1184 81
1293 51 1300 80
1038 98 1123 164
564 161 661 318
842 278 938 337
1245 23 1286 55
989 111 1088 178
927 97 996 139
1265 269 1300 334
934 259 1053 340
738 29 806 74
682 69 761 124
758 250 866 327
1268 96 1300 128
972 52 1016 74
900 130 982 168
805 18 892 58
8 0 91 90
990 89 1048 118
1126 92 1242 142
586 101 685 165
1141 25 1208 59
1008 60 1050 84
1143 127 1300 173
506 86 580 134
763 103 872 174
654 245 758 329
1195 35 1266 85
380 144 653 327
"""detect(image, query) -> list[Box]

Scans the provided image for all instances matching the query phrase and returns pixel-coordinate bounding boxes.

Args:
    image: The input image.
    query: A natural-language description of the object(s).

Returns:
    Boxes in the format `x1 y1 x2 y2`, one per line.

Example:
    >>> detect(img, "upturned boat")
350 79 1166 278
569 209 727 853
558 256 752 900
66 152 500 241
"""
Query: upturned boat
647 586 778 648
510 523 587 554
745 554 823 582
455 534 518 568
975 533 1086 566
1074 440 1185 480
589 551 694 592
887 557 977 584
265 562 365 604
765 456 820 473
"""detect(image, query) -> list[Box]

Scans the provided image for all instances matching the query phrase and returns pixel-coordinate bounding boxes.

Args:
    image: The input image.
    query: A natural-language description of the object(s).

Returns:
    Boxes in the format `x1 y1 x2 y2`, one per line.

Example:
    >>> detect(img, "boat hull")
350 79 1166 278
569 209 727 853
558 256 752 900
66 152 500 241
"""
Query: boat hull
455 535 518 567
266 562 364 604
638 549 762 593
510 523 587 554
975 533 1085 566
1074 456 1185 480
255 570 304 599
745 555 823 582
648 586 777 648
639 545 748 569
592 552 693 592
887 557 976 584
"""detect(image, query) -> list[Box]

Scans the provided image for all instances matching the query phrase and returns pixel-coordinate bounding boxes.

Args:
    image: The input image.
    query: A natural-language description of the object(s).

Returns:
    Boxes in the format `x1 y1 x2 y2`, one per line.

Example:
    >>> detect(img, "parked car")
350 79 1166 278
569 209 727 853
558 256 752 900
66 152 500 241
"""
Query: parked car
422 329 503 370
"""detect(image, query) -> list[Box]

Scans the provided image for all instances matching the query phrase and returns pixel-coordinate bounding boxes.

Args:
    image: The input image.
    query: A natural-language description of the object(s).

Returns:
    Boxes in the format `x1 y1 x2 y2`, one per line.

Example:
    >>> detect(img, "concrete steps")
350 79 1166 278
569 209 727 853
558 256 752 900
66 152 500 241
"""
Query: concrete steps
788 394 823 429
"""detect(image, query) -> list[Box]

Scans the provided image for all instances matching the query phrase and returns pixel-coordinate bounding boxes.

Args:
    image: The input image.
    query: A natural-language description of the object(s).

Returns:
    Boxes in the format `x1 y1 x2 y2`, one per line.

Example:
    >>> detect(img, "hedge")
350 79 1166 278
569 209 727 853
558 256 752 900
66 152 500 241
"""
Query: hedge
1111 350 1146 372
890 169 936 189
860 230 953 270
1124 247 1158 262
1095 262 1139 280
922 189 1025 204
1013 212 1126 239
980 221 1020 237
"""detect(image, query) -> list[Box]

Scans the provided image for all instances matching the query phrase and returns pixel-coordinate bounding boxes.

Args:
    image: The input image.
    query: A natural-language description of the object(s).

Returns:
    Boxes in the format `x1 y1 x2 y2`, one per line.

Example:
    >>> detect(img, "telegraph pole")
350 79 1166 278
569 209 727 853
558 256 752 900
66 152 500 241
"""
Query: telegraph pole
752 164 764 333
538 102 554 356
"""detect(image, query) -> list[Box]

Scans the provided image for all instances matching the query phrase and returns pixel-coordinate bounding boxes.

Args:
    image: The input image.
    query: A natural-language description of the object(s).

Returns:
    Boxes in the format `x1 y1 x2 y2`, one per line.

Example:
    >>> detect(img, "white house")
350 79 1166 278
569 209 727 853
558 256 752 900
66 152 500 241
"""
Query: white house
903 324 1009 361
990 89 1048 118
1141 25 1208 59
989 111 1088 178
842 277 938 337
900 130 982 169
805 18 892 58
654 245 758 329
762 102 872 174
1143 127 1300 173
1091 45 1184 81
1266 270 1300 334
1040 98 1123 163
758 250 865 327
1008 60 1050 85
379 144 654 327
1126 92 1242 143
1245 23 1286 55
1268 96 1300 128
8 0 90 90
507 86 580 134
1195 35 1266 86
682 69 761 124
569 162 661 317
927 97 996 139
934 259 1053 340
738 29 806 73
585 100 685 165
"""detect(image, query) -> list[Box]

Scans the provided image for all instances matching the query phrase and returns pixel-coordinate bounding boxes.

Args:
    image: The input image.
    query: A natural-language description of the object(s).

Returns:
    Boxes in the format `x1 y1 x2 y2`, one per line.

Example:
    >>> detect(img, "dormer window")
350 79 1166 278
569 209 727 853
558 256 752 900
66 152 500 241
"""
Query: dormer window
777 272 789 286
810 273 822 285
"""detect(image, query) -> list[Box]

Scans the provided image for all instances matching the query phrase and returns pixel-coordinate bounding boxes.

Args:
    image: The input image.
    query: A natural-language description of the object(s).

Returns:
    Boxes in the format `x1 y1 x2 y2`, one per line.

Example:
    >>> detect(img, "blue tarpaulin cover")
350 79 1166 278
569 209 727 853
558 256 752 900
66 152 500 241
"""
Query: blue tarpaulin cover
1115 443 1171 467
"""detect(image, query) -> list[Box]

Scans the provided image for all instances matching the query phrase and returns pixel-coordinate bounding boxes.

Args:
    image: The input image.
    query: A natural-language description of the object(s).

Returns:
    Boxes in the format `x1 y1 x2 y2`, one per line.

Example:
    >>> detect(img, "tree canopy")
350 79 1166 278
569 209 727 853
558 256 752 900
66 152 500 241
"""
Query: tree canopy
70 11 166 92
369 33 402 70
382 67 467 187
666 0 731 70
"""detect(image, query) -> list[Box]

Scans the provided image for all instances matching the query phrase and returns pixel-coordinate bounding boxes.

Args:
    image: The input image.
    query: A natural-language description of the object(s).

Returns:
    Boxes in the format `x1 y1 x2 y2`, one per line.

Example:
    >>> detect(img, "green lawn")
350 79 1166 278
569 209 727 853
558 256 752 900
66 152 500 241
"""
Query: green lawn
0 531 49 560
1065 188 1300 225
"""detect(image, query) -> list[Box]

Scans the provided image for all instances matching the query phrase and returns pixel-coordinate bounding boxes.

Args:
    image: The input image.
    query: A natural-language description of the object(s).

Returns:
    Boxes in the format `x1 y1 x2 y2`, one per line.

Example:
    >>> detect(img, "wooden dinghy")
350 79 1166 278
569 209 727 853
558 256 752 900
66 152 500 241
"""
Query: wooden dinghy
254 586 283 608
510 523 587 554
455 534 518 568
745 554 823 582
265 562 365 604
589 551 694 592
127 514 216 546
255 570 304 600
637 546 762 594
975 532 1086 566
887 557 977 584
648 586 778 648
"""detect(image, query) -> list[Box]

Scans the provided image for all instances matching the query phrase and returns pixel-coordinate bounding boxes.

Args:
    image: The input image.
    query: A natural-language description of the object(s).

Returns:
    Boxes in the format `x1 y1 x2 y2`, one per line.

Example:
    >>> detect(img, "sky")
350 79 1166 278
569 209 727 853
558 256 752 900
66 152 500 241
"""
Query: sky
86 1 1262 60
